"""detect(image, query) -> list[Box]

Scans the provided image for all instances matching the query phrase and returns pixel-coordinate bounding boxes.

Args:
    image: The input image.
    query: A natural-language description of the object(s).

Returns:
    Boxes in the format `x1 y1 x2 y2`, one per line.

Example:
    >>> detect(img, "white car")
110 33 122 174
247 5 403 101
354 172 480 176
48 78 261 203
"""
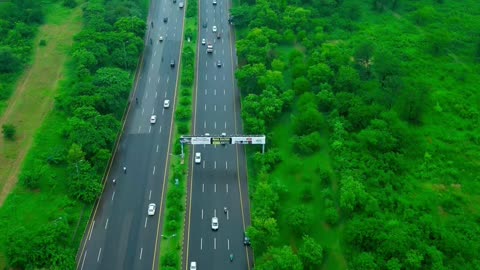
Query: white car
211 217 219 230
201 38 206 45
205 133 210 136
190 261 197 270
159 36 164 42
212 25 217 32
164 99 170 108
150 115 157 124
221 132 226 137
213 0 217 5
148 203 156 216
179 2 184 8
195 152 201 164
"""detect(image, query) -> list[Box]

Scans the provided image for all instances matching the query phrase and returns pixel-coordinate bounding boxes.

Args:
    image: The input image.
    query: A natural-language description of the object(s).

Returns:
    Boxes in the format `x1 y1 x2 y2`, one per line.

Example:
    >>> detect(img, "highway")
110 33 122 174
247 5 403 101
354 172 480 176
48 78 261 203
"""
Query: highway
183 0 253 269
76 0 185 269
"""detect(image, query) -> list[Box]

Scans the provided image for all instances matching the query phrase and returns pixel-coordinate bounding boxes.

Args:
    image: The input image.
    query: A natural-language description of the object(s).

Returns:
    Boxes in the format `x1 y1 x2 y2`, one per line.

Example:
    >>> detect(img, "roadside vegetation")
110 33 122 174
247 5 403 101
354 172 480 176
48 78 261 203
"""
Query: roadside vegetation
232 0 480 269
0 0 148 268
159 0 197 269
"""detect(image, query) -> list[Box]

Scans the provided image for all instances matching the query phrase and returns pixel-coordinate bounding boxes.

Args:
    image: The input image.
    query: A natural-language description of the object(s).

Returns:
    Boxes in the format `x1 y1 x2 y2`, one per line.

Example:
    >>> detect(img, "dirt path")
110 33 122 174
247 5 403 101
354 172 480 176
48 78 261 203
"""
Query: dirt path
0 7 82 206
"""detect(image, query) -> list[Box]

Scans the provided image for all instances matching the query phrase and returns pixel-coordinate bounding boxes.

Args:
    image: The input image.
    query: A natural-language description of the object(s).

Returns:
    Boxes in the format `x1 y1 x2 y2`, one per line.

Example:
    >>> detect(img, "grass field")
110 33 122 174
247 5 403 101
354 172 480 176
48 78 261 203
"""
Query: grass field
0 3 83 267
0 3 83 205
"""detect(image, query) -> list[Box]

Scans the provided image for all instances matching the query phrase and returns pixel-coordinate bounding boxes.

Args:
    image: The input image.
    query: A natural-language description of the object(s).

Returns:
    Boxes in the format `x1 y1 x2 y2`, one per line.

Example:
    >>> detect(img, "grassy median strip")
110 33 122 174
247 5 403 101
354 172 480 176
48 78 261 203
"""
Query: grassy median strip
159 0 197 268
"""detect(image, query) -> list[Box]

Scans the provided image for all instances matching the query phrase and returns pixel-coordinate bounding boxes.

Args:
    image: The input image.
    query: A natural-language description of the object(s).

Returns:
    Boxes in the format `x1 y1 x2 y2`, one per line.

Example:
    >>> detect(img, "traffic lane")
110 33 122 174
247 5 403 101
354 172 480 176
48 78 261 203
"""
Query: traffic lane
188 157 230 269
188 149 248 269
80 133 154 269
102 133 163 270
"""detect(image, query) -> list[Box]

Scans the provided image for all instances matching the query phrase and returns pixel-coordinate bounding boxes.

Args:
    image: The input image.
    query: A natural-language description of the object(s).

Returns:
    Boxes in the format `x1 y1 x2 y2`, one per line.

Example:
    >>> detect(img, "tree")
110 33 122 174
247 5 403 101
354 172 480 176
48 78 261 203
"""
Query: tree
252 181 279 217
357 119 399 152
235 63 267 94
62 0 77 8
354 41 375 79
334 65 361 93
259 70 285 91
72 48 98 72
292 104 326 136
307 63 333 87
340 175 367 213
114 16 145 37
0 47 21 73
396 82 429 124
425 28 451 56
291 132 324 155
2 123 16 140
249 217 280 253
286 206 313 235
350 252 378 270
299 236 323 269
229 4 255 28
257 246 303 270
412 6 437 26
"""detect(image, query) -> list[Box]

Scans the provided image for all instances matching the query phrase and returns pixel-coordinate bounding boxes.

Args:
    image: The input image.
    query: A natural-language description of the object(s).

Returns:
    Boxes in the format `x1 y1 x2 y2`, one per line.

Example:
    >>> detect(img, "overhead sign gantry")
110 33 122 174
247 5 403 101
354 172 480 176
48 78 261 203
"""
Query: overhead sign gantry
179 134 266 158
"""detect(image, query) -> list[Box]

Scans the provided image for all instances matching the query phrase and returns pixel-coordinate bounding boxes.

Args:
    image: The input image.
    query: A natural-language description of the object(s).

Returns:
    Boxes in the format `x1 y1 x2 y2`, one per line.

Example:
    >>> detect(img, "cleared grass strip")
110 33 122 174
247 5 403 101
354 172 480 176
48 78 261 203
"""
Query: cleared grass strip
0 5 82 204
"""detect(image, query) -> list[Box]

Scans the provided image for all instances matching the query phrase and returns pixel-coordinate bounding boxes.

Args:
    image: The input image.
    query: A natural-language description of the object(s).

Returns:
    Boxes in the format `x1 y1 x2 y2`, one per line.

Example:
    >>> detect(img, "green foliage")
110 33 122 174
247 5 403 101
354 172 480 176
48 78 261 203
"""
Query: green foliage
285 205 313 235
2 123 16 139
232 0 480 269
0 47 21 73
299 235 323 270
62 0 77 8
291 131 324 155
161 250 179 268
257 246 303 270
5 217 75 269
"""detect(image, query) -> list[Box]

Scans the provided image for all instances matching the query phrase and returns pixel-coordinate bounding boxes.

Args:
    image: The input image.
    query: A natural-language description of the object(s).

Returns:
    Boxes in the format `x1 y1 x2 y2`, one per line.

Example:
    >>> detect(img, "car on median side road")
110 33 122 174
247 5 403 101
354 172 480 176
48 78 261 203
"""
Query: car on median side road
190 261 197 270
179 2 184 8
211 217 219 230
148 203 156 216
201 38 206 45
195 152 201 163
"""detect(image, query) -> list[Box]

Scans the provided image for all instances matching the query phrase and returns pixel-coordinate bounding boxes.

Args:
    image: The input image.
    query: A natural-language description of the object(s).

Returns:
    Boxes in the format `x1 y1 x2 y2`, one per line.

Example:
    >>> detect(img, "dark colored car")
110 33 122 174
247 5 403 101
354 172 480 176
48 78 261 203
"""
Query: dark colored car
244 232 251 246
202 21 207 28
217 32 221 39
163 17 168 23
170 59 175 68
217 60 222 67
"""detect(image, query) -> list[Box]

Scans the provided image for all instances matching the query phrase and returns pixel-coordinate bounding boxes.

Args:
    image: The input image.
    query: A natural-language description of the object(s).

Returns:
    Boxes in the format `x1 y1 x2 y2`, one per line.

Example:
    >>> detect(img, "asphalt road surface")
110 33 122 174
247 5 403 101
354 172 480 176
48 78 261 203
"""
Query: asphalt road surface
76 1 185 269
183 0 254 269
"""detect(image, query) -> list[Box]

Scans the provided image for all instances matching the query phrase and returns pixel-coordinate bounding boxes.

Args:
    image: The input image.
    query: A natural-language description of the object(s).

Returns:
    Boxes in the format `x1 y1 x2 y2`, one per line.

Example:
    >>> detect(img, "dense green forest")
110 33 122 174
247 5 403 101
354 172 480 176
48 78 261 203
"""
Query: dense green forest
0 0 148 268
232 0 480 269
0 0 46 114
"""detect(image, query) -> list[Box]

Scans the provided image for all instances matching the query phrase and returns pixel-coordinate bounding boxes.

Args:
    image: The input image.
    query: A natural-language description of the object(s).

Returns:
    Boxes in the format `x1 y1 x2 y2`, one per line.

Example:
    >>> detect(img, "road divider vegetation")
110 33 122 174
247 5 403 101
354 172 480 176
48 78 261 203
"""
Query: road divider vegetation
159 0 197 269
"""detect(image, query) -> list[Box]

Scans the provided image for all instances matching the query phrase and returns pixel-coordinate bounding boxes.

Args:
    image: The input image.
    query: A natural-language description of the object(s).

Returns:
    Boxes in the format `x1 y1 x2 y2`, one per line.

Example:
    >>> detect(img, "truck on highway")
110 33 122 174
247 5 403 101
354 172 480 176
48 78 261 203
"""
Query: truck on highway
207 44 213 53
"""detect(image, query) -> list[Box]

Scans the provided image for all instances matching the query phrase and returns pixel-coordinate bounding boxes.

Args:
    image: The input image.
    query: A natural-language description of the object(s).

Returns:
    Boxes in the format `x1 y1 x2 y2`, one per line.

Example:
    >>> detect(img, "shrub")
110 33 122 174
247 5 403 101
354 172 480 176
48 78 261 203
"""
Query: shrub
2 124 16 140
